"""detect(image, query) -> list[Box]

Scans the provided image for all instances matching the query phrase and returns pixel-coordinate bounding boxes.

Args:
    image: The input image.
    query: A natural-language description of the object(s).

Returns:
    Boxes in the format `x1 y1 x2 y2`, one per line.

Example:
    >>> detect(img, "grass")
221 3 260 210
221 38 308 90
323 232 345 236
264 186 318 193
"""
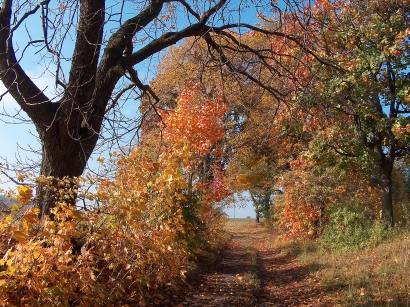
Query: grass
277 230 410 306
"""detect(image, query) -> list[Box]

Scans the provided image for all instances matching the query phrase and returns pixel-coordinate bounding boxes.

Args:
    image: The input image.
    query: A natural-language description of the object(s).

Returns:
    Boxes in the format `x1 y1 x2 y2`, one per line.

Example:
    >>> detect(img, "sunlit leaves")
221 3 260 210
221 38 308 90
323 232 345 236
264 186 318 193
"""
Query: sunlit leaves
160 81 226 157
0 174 191 305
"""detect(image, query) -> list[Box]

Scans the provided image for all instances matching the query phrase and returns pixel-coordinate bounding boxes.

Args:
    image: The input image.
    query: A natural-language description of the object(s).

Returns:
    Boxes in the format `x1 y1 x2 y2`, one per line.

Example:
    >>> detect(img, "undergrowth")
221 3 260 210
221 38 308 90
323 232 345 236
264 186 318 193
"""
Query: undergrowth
0 146 229 306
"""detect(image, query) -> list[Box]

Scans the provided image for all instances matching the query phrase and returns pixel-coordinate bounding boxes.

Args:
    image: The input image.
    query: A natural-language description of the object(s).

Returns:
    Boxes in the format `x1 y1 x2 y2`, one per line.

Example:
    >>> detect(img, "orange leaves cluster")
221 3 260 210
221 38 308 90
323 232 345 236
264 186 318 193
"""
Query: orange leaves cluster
274 153 381 238
160 82 226 157
159 81 230 206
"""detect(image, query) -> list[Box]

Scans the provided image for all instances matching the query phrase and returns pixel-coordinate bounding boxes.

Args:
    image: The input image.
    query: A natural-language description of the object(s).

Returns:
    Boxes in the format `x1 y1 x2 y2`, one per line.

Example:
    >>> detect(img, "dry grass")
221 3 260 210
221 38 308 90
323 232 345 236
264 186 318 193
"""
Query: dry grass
278 231 410 306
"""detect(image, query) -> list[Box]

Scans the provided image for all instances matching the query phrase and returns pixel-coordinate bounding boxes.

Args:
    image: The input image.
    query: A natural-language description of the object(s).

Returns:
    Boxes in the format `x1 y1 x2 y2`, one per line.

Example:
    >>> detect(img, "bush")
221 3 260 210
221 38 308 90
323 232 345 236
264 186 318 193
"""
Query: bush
321 203 388 252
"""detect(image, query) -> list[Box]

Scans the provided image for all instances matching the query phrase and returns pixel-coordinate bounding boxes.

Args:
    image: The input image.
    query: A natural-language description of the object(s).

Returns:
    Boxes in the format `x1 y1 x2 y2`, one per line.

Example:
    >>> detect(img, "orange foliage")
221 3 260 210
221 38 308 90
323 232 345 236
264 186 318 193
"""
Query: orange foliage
160 81 226 157
274 154 381 238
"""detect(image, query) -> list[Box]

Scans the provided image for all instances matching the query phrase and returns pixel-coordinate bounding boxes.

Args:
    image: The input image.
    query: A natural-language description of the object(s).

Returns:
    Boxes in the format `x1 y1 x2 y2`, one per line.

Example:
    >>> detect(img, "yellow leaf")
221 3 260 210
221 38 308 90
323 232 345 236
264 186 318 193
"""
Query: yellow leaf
17 185 32 205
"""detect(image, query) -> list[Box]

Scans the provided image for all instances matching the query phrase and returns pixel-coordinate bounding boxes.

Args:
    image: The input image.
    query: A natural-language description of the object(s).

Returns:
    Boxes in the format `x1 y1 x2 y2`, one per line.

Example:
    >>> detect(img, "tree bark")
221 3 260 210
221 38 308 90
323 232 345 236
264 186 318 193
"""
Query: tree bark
36 116 98 218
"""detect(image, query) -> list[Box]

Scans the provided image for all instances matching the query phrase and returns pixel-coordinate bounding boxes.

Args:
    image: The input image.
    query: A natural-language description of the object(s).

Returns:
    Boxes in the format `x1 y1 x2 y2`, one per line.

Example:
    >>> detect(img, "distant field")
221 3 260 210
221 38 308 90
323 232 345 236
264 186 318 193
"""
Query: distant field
227 218 255 223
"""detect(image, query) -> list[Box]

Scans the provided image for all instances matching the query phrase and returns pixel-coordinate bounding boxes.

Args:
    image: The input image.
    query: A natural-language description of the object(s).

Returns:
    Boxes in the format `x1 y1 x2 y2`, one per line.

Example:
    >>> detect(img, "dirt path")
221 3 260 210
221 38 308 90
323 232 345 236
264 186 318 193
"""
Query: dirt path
173 221 332 307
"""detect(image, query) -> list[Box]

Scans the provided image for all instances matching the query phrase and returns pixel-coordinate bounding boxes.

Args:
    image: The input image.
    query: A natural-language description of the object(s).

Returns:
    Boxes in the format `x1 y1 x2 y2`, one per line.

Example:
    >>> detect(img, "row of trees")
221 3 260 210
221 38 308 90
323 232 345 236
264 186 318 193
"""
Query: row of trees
139 0 410 231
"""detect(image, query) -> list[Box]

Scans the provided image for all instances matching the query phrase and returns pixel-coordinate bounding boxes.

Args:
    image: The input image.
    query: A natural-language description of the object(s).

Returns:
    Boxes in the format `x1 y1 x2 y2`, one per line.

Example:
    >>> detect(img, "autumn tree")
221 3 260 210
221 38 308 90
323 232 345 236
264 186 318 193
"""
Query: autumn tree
291 0 410 228
143 81 230 251
0 0 310 217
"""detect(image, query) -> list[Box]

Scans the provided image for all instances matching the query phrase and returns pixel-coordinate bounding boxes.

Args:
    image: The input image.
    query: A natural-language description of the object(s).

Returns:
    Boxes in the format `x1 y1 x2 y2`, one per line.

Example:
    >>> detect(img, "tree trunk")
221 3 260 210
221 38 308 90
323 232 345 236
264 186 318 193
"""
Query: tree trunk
201 154 212 184
380 165 394 228
371 128 396 229
35 112 100 219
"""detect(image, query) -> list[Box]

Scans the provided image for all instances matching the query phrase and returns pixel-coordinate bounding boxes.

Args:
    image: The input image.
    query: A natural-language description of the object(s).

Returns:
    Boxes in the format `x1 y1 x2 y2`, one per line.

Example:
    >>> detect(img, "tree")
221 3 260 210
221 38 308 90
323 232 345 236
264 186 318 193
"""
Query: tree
296 0 410 228
0 0 304 217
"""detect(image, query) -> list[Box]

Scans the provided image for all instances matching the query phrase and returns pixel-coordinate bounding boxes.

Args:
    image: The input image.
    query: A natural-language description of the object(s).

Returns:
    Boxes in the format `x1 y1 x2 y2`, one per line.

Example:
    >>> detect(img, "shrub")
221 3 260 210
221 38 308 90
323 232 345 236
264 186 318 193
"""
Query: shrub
321 203 388 252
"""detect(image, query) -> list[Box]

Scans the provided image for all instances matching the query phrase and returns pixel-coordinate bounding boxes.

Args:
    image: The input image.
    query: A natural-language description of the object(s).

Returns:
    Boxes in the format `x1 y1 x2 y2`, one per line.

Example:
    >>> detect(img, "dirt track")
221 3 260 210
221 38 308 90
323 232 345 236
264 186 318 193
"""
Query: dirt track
172 221 332 307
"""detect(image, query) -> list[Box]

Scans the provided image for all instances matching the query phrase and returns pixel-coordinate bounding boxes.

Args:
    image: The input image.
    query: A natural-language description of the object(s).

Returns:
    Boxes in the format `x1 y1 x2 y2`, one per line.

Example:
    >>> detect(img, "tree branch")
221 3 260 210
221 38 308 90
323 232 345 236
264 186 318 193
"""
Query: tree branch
176 0 200 20
65 0 104 106
0 0 55 129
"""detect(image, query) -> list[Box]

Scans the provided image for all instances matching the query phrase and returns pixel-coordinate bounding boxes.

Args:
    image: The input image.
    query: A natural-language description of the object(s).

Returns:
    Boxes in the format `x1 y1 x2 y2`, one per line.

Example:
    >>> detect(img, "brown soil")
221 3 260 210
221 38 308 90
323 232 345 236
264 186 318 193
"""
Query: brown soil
168 222 333 307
